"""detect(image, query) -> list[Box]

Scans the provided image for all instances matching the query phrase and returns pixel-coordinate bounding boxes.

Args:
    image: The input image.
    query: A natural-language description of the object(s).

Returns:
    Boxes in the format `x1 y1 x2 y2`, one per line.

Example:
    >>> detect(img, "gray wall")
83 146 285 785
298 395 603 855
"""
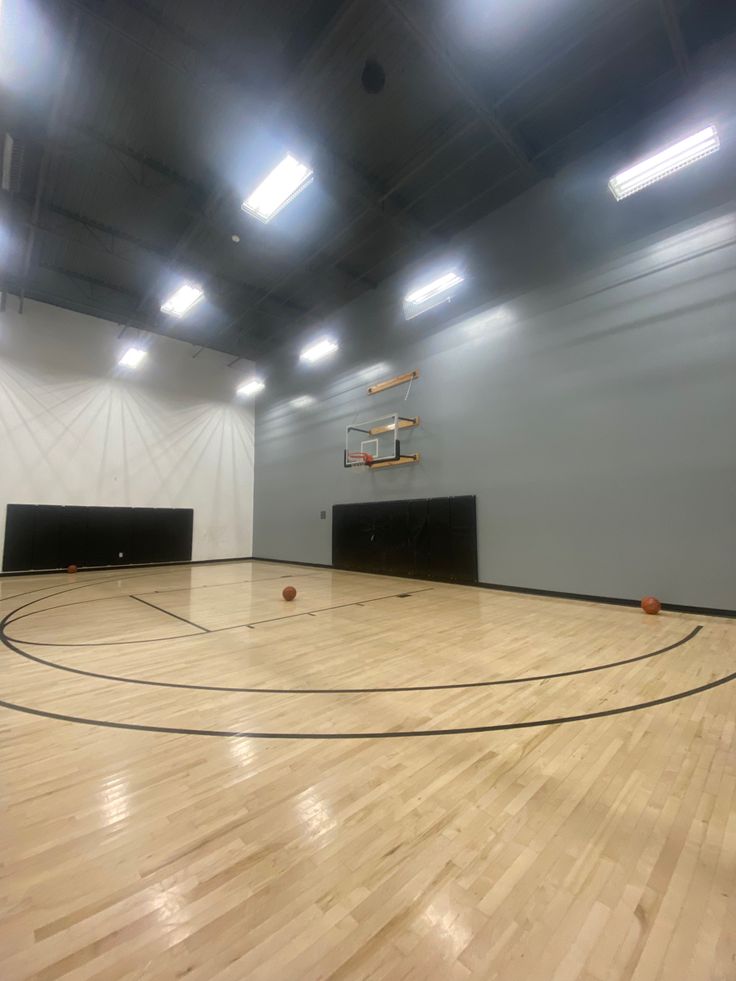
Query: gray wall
254 62 736 609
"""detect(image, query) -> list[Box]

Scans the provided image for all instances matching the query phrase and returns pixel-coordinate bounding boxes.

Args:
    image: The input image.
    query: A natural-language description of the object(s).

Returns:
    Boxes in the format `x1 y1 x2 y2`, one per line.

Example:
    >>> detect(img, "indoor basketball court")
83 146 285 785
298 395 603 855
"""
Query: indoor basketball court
2 1 736 979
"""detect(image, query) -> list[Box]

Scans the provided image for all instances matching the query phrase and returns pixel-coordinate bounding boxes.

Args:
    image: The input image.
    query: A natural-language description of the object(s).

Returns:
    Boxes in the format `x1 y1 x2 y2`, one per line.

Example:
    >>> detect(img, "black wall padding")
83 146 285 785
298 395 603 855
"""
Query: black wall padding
2 504 194 572
332 495 478 584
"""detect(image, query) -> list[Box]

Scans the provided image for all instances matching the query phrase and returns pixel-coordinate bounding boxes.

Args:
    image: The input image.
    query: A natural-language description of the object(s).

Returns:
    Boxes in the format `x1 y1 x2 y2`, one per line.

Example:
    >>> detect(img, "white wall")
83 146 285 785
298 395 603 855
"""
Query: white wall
0 299 255 563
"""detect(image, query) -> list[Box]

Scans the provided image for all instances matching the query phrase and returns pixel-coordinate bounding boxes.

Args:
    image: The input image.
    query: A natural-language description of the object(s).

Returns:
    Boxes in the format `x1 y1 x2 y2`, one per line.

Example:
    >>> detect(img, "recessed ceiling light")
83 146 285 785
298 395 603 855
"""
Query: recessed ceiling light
160 283 204 318
290 395 315 408
236 378 265 397
118 347 147 368
299 337 338 363
403 270 464 319
242 154 314 223
608 124 720 201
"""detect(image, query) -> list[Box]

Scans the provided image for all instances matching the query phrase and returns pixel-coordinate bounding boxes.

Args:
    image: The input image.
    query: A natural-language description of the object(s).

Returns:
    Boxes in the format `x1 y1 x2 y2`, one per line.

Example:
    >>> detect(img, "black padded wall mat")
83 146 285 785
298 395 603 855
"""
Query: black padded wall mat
332 496 477 584
2 504 193 571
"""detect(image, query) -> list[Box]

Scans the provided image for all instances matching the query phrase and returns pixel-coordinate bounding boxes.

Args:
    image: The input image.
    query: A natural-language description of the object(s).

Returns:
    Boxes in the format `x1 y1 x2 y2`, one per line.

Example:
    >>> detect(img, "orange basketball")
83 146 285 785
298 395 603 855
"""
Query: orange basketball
282 585 297 602
641 595 661 615
67 564 77 574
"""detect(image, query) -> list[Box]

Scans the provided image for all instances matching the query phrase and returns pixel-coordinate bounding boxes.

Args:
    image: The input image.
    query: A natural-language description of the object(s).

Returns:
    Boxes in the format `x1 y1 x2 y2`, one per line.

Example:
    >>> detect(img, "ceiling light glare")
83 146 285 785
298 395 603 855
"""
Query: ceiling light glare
118 347 147 368
160 283 204 318
299 337 338 364
403 270 464 319
608 125 720 201
237 378 265 397
290 395 315 408
242 154 314 223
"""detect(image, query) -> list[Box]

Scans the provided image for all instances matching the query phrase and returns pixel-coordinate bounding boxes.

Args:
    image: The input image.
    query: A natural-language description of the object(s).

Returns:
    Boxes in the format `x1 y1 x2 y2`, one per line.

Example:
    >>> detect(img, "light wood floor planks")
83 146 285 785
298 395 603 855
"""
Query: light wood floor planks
0 560 734 980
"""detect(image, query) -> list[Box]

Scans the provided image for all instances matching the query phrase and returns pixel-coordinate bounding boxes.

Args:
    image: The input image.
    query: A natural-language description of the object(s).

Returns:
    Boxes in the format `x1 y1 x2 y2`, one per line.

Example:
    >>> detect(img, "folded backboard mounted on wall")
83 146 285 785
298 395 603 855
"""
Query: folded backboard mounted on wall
344 414 420 470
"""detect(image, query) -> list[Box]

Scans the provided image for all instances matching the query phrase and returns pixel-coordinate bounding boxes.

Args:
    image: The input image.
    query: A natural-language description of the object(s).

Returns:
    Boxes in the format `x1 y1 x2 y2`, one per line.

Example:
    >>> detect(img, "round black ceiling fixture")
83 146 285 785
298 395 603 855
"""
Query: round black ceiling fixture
361 58 386 94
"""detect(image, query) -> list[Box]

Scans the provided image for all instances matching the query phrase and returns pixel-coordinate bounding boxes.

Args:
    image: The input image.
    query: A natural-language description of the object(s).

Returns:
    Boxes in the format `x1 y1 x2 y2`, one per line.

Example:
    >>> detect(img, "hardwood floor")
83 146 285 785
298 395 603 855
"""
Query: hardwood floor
1 560 734 980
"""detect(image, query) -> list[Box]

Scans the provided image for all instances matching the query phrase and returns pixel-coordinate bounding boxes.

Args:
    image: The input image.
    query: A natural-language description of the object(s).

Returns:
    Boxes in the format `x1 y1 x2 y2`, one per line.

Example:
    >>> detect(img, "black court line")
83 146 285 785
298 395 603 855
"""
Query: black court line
236 587 436 629
0 569 342 627
0 578 729 740
0 565 257 614
0 583 78 605
133 571 326 599
0 619 704 695
129 595 210 633
3 587 436 644
0 560 299 610
0 664 734 739
0 572 146 607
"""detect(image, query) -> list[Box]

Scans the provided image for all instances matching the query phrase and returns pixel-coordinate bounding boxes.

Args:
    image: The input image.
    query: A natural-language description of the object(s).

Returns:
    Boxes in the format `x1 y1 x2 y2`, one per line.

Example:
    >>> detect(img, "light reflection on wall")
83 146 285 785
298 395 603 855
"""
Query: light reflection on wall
639 211 736 269
459 304 516 344
357 362 392 382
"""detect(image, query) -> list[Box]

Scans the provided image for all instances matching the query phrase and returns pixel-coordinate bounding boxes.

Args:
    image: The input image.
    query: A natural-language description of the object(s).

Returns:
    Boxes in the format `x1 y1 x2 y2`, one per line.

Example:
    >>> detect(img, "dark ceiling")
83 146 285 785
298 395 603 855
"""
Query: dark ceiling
1 0 735 364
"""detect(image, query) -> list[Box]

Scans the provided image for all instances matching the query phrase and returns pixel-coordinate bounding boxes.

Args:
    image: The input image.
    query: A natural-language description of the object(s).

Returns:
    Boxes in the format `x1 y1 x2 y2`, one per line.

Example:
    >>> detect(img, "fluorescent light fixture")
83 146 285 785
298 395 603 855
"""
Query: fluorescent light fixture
403 270 464 319
160 283 204 318
290 395 315 408
236 378 265 397
242 154 314 223
299 337 338 363
118 347 146 368
609 125 720 201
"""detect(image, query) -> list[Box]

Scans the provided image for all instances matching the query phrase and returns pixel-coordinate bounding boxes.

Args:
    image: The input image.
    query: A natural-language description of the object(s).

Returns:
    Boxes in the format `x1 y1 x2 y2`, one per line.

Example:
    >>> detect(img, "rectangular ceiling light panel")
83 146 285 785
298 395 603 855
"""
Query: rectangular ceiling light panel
237 378 265 397
242 154 314 222
403 271 464 319
160 283 204 317
119 347 147 368
608 125 720 201
299 338 338 363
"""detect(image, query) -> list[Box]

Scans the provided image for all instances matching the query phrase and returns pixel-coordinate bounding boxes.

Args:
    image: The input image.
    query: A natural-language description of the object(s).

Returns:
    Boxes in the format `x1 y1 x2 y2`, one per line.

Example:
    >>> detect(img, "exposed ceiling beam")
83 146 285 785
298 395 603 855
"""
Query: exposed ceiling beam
66 0 433 246
259 0 366 105
17 10 81 313
40 263 141 301
313 11 732 294
52 117 374 289
0 97 205 203
299 114 478 281
127 186 219 324
381 0 536 176
66 0 387 331
657 0 690 76
12 195 310 317
493 0 643 113
3 93 376 302
224 115 478 341
36 264 252 357
255 38 720 367
1 275 242 357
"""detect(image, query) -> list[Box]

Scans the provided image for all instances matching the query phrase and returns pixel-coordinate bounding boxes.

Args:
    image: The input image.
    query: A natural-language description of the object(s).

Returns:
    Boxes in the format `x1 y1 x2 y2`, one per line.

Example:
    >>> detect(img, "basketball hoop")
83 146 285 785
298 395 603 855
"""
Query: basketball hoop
346 451 374 467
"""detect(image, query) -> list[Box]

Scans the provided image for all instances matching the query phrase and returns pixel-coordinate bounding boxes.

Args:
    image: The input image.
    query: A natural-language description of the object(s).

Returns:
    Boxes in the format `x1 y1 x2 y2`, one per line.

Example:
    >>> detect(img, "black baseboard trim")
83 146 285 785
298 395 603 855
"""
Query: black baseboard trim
478 580 639 607
476 581 736 619
251 556 334 571
252 556 736 620
253 556 478 586
0 556 253 578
